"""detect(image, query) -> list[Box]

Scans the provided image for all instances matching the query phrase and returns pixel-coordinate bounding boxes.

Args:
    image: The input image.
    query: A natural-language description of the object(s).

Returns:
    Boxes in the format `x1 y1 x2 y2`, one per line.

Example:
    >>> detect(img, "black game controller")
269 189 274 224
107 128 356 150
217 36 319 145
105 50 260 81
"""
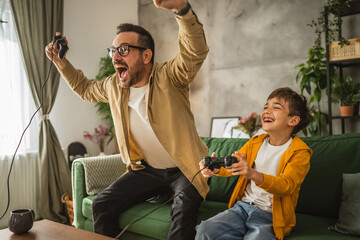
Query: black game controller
203 156 238 171
53 35 69 59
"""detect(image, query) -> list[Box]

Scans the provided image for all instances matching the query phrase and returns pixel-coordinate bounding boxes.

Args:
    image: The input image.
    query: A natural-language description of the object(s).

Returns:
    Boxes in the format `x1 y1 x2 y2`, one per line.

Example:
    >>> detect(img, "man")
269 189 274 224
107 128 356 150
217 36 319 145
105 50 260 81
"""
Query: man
45 0 209 239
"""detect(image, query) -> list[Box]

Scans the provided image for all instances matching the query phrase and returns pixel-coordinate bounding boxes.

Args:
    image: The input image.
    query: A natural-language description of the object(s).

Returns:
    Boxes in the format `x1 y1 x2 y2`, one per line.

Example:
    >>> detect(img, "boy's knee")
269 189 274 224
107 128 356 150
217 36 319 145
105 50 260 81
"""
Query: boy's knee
195 221 212 240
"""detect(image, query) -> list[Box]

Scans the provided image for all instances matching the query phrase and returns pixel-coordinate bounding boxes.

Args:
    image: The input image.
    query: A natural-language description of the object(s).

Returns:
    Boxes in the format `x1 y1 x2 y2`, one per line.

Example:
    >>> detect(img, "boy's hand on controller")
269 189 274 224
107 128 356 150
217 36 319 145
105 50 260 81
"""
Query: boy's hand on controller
199 152 219 178
228 151 264 185
226 152 253 178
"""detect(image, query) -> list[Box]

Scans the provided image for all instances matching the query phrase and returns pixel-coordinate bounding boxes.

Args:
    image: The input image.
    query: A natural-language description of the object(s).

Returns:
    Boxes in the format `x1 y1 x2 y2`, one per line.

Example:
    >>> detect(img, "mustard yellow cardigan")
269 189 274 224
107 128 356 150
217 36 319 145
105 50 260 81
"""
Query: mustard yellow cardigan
216 134 312 240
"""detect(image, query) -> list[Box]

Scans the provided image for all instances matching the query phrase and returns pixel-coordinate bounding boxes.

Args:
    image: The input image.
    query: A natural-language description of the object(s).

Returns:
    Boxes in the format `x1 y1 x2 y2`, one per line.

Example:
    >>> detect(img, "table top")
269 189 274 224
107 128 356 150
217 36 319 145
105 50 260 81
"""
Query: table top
0 219 114 240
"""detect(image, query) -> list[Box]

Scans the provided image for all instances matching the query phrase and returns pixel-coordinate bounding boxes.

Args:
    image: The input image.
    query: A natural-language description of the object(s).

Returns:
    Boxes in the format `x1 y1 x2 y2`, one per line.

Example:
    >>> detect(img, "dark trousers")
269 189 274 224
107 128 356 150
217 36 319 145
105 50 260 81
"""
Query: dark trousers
92 163 203 239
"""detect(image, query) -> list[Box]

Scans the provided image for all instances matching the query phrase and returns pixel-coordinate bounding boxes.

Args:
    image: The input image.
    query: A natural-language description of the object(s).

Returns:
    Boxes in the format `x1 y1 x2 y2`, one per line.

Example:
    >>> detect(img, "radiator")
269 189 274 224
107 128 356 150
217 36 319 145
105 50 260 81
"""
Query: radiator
0 152 41 229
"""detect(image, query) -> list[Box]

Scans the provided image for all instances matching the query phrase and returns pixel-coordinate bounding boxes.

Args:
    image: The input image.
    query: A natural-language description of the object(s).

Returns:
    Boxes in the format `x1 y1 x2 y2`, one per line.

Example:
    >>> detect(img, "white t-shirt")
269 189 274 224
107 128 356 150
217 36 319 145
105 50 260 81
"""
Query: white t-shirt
128 84 176 169
241 137 292 212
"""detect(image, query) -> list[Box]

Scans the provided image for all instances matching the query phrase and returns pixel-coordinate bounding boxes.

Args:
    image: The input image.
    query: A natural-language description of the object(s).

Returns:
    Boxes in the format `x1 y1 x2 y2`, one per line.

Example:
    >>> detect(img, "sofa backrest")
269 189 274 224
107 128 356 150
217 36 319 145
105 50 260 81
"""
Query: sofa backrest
296 132 360 219
202 138 247 203
202 133 360 219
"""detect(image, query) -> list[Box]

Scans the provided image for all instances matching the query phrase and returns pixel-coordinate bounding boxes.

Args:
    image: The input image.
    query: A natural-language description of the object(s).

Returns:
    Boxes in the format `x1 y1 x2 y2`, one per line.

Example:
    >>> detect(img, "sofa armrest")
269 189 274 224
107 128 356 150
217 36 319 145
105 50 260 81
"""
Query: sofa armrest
71 154 125 228
72 161 87 229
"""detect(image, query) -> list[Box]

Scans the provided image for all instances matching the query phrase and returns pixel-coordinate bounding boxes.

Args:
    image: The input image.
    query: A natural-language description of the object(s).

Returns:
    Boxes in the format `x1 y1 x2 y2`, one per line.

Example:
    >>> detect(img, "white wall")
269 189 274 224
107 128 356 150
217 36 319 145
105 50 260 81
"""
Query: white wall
51 0 138 156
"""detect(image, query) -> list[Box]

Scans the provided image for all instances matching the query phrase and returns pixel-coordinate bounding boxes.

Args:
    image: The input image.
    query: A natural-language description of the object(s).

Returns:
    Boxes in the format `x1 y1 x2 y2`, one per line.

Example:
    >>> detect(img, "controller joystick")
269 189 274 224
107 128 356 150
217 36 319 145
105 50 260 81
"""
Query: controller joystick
203 156 238 171
53 35 69 59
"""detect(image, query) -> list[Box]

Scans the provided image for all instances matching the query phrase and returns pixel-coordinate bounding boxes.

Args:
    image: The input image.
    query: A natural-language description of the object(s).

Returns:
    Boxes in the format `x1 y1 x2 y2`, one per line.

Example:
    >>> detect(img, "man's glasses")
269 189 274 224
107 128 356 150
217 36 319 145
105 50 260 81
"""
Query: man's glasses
107 44 147 58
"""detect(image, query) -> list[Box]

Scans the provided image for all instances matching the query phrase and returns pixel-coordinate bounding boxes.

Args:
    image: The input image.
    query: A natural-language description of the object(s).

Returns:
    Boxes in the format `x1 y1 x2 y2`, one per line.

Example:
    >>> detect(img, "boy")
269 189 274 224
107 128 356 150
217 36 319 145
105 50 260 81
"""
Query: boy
196 87 313 240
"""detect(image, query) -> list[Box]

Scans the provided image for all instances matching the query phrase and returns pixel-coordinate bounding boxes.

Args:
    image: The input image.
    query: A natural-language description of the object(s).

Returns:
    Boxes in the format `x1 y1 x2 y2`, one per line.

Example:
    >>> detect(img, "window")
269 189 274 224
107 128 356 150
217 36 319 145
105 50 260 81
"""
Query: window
0 0 39 155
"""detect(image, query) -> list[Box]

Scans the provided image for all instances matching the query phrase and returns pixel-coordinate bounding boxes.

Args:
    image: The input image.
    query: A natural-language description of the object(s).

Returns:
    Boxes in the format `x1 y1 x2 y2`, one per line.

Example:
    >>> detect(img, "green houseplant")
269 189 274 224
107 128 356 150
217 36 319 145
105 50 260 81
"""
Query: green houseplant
331 75 360 116
295 47 330 136
92 56 116 143
295 0 351 136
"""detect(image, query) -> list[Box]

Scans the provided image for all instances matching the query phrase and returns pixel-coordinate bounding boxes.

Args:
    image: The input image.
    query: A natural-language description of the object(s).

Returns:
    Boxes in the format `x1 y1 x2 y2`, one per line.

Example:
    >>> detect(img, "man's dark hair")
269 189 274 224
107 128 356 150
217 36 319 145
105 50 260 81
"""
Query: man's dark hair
116 23 155 63
267 87 312 135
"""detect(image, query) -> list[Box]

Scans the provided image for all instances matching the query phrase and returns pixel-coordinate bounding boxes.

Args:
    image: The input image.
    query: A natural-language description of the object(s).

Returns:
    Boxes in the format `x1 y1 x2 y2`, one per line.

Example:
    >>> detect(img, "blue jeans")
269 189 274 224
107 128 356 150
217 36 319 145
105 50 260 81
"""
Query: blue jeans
195 201 276 240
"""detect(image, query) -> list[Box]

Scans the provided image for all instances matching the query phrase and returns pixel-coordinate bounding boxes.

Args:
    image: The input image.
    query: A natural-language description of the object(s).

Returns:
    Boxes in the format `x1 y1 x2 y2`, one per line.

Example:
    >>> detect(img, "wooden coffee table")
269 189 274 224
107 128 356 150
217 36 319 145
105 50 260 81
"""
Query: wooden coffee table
0 219 114 240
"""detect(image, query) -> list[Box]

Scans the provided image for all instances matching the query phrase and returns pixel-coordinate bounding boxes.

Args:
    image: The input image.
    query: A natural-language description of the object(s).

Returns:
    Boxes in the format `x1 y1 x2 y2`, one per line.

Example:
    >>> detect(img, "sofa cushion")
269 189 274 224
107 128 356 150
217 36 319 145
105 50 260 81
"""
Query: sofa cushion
329 173 360 236
206 175 239 202
296 133 360 219
82 195 96 220
117 200 228 240
118 202 171 239
288 213 360 240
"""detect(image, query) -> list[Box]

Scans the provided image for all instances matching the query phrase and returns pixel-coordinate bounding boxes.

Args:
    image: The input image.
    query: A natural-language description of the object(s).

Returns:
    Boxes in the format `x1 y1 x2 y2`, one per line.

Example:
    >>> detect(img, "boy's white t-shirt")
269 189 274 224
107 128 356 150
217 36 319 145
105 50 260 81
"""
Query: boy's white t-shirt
128 84 176 169
241 137 292 212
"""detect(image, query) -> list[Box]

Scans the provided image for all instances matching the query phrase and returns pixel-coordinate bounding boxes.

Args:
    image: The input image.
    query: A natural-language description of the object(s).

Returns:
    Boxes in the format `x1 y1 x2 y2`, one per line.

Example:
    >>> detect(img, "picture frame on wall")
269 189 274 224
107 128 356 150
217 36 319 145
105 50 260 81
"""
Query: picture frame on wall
210 117 240 138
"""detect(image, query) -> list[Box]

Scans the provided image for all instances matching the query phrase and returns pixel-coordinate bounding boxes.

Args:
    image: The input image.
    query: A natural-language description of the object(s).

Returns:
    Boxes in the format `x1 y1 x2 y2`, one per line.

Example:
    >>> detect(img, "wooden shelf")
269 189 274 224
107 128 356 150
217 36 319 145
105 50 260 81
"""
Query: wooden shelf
341 1 360 16
325 1 360 134
331 115 360 119
329 1 360 17
329 58 360 67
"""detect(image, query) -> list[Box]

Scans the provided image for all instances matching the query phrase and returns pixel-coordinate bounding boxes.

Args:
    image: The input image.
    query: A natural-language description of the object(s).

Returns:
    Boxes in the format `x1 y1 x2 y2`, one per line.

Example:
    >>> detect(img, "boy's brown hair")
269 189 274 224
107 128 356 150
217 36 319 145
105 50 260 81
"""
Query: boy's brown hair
268 87 312 135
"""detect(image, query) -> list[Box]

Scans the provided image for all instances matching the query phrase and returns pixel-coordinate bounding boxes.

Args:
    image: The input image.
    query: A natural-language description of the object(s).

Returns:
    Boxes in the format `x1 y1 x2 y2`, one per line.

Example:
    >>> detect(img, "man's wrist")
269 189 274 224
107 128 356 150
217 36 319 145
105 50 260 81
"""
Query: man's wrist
173 1 191 16
56 58 69 71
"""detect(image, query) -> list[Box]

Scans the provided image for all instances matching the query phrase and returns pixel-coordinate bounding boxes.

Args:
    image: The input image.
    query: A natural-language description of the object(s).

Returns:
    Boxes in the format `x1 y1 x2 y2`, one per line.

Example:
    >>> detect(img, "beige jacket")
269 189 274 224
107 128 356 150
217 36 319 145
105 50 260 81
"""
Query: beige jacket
59 14 210 198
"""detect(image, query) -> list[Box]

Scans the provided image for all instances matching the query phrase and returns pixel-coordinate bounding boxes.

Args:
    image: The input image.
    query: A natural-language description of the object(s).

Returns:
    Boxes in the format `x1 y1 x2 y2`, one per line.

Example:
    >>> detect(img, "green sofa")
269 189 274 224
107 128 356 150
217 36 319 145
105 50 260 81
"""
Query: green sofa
71 132 360 239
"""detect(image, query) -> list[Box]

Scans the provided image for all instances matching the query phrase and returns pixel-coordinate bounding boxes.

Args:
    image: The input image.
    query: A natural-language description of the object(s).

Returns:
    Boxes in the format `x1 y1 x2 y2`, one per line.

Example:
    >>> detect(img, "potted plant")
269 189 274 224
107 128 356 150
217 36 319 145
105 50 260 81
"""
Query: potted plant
295 47 330 136
331 75 360 116
83 125 110 154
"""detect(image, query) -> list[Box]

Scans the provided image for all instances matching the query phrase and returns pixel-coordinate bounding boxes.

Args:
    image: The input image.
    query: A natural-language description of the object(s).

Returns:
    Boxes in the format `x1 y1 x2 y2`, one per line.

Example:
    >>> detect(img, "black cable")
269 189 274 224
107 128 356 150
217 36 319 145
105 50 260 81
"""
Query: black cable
115 166 206 239
0 43 55 221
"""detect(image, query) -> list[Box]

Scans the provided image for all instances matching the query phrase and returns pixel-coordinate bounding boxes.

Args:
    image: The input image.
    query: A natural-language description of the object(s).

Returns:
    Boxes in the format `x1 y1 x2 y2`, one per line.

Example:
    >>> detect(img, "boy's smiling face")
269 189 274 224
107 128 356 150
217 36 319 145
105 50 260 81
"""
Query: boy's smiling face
261 97 299 134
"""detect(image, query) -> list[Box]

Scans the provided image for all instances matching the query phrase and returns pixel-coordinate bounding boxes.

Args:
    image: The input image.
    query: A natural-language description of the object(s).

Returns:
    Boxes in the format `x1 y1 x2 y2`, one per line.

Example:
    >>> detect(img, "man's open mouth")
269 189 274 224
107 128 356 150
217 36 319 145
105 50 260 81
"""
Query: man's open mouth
117 67 128 81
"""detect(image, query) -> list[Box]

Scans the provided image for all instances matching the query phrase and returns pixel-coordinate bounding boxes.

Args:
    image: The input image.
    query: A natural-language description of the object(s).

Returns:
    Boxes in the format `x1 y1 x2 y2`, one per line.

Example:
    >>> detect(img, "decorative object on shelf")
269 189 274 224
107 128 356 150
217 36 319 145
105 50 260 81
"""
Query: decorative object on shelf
331 75 360 116
330 38 360 61
232 112 261 138
83 125 110 153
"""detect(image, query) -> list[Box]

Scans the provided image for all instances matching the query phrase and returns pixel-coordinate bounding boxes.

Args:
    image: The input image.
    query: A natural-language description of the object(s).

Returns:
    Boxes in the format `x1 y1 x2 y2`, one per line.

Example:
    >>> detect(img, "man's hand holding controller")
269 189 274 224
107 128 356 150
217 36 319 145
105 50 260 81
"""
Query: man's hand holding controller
45 32 69 70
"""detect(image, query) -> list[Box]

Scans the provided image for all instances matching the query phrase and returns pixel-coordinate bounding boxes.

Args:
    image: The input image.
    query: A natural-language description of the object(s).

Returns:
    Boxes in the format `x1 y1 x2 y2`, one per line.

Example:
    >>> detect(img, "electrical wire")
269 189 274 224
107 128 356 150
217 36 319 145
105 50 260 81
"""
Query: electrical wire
115 166 206 239
0 43 55 221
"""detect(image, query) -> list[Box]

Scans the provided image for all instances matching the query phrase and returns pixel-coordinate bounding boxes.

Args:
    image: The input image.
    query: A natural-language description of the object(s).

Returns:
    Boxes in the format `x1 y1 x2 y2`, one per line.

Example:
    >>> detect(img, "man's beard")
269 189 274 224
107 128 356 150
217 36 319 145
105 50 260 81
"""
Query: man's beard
119 56 145 88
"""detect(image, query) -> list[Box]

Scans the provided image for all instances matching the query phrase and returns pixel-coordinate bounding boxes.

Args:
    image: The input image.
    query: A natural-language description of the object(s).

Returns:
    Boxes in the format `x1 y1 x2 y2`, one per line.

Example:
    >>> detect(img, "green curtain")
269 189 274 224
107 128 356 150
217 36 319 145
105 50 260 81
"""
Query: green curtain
10 0 71 223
